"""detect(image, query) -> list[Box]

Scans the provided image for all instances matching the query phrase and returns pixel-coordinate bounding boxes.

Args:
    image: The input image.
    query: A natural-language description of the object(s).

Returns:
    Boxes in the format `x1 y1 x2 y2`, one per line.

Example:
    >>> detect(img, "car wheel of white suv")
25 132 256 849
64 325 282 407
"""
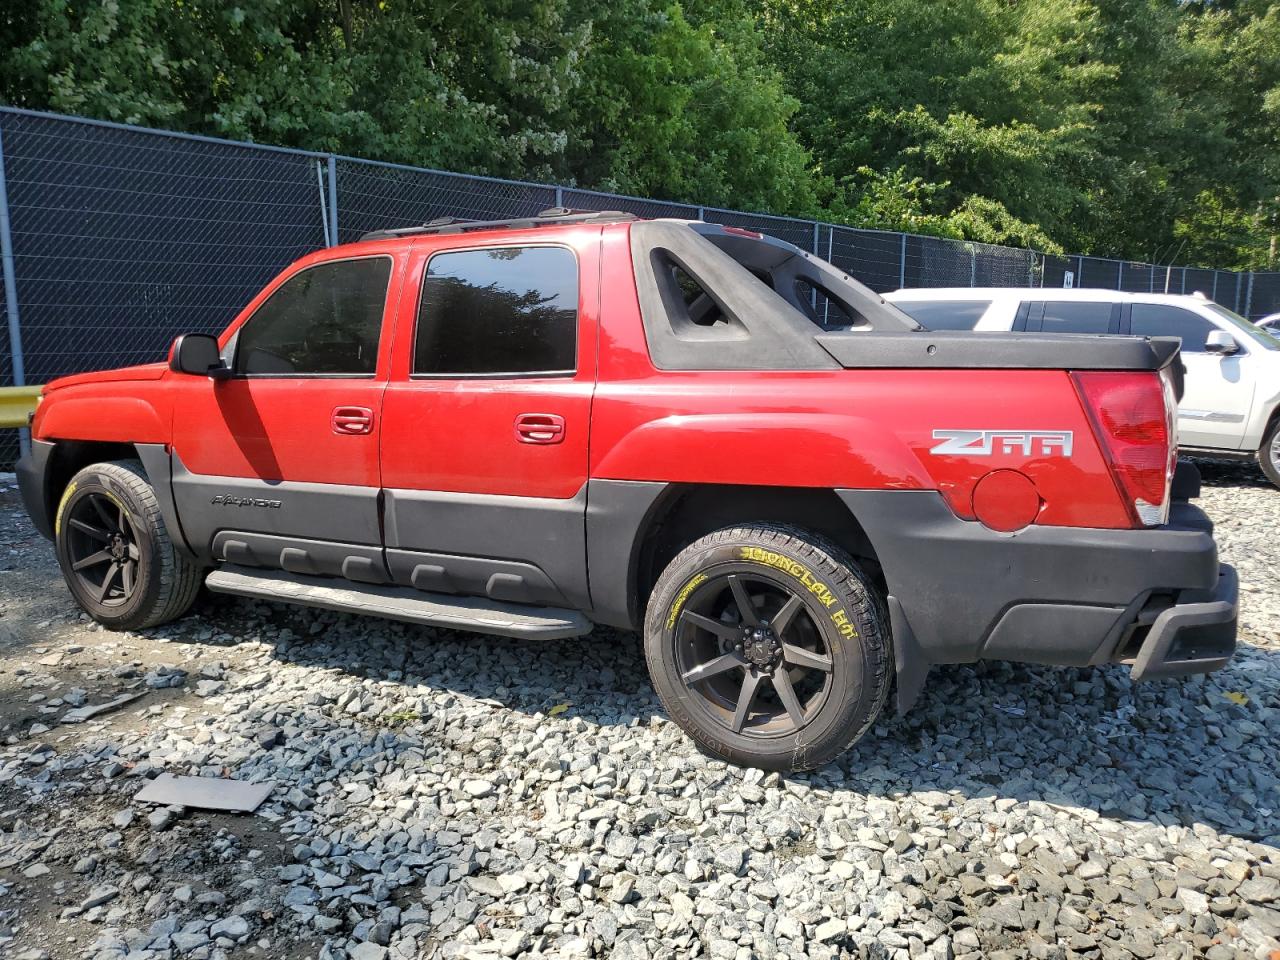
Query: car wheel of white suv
1261 419 1280 489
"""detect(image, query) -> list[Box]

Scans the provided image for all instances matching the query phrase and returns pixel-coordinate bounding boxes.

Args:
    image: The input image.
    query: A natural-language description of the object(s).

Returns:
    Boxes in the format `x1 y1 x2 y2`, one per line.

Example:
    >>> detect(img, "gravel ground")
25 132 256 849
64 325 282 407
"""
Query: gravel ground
0 463 1277 960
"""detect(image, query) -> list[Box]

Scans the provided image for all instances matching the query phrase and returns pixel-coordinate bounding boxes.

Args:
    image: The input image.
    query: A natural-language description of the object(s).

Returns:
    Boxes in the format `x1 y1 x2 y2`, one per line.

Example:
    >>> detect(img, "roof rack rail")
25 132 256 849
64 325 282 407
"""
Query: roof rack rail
358 207 638 242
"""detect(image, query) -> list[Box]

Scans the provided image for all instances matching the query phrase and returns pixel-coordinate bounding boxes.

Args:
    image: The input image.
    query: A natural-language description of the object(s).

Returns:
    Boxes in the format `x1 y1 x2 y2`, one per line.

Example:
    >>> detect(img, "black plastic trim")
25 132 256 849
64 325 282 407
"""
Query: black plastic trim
170 450 382 564
689 223 921 333
1128 565 1237 681
836 489 1223 667
1172 459 1203 502
888 596 930 715
816 331 1182 370
584 478 671 628
629 221 839 371
385 548 568 607
212 530 388 583
360 208 635 241
134 443 197 559
16 439 55 540
383 485 591 611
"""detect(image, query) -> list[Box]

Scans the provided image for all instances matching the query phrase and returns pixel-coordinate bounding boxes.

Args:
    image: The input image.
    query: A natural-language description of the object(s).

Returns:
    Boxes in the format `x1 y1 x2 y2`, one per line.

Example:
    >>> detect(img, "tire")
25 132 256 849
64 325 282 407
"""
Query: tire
54 460 202 631
644 523 892 772
1260 418 1280 489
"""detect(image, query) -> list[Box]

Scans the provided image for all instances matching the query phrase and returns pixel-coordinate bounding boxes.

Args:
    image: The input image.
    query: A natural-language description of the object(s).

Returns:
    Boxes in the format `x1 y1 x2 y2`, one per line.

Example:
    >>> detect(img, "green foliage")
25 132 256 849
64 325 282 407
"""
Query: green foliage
0 0 1276 267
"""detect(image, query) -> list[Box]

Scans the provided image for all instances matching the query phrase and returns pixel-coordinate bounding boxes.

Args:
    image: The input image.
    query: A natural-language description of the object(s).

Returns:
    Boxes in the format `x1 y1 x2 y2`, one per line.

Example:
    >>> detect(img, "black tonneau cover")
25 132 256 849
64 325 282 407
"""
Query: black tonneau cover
815 330 1181 371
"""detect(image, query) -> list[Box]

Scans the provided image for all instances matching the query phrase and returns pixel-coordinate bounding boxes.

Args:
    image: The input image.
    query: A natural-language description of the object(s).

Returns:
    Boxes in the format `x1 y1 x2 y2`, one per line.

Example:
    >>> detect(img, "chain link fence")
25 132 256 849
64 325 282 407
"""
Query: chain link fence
2 105 1279 467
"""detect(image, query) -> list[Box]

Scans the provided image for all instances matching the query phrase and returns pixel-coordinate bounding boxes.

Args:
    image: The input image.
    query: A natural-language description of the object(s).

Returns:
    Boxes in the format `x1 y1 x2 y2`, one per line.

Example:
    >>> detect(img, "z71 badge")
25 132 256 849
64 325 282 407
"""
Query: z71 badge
931 429 1073 457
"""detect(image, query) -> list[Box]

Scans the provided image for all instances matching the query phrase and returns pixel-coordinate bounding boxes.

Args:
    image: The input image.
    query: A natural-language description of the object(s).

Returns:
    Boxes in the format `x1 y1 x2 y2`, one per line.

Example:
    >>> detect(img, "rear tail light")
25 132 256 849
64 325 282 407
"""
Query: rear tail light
1072 370 1177 527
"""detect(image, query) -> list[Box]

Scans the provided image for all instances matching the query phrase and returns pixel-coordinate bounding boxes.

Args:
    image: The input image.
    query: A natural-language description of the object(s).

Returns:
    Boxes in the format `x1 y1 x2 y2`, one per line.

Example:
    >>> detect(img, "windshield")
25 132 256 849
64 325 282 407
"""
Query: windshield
1206 304 1280 351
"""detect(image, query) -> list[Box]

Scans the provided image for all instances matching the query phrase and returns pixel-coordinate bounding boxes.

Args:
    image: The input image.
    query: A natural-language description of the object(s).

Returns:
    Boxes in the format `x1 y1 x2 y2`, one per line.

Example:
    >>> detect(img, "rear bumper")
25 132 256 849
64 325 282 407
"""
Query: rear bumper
1127 563 1237 681
838 478 1236 683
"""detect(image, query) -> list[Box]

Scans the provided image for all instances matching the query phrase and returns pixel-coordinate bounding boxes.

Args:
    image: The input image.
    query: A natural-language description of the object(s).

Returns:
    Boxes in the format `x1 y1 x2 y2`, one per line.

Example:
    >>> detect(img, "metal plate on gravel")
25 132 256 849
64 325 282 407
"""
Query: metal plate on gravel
135 773 275 812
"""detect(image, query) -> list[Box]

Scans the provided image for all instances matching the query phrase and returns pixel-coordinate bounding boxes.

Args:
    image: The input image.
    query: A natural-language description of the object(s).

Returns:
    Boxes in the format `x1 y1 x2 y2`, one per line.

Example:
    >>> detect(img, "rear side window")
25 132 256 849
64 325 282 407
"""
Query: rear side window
1129 304 1216 353
890 299 989 331
235 257 391 375
415 246 578 376
1032 301 1116 334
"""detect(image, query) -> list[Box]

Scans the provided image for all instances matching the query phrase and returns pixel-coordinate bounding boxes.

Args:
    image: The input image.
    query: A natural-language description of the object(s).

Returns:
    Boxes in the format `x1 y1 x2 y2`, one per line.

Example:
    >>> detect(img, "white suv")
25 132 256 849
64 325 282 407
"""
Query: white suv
883 287 1280 487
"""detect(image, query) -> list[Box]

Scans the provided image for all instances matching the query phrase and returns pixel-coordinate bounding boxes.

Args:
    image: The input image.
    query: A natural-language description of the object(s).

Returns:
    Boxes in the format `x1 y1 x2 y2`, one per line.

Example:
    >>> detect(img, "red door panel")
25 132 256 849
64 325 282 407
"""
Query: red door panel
378 229 600 607
171 379 382 486
168 247 406 563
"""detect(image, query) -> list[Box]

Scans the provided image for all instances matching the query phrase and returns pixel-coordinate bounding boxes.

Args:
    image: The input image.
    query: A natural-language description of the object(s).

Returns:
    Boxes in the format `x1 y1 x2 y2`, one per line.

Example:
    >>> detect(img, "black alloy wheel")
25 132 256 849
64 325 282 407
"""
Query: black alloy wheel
64 491 142 607
645 524 892 771
54 460 203 630
675 570 834 737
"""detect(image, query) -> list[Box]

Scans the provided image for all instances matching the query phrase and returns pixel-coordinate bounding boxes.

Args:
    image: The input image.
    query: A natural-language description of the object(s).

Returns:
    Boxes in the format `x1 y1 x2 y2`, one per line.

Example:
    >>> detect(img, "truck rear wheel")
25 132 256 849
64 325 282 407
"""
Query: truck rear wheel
1261 418 1280 489
54 460 202 631
644 524 892 772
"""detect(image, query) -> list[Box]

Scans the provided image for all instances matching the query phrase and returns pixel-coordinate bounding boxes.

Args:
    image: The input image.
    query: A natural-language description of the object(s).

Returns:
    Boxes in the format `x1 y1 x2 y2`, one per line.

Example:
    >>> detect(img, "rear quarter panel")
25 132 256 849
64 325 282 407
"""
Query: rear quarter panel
591 369 1128 528
595 232 1130 528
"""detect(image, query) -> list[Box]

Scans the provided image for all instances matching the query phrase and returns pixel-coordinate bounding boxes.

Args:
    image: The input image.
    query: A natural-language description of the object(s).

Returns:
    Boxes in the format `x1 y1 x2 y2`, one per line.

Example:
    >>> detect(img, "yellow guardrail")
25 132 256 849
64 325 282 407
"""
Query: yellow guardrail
0 385 41 428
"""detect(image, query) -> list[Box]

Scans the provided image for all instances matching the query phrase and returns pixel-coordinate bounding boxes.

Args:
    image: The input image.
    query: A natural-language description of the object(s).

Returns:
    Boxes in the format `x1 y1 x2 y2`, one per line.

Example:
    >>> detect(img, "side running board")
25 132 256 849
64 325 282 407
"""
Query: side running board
205 565 593 640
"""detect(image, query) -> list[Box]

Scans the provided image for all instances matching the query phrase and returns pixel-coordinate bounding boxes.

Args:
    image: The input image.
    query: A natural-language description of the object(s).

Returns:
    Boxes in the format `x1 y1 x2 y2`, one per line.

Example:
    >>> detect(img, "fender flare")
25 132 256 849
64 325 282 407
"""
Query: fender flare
41 396 167 444
134 443 197 559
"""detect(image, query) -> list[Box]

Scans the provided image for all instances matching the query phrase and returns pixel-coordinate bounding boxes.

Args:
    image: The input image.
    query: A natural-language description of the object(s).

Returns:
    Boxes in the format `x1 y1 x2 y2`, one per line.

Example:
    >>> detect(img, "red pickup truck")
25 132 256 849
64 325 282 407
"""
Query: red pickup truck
17 209 1237 771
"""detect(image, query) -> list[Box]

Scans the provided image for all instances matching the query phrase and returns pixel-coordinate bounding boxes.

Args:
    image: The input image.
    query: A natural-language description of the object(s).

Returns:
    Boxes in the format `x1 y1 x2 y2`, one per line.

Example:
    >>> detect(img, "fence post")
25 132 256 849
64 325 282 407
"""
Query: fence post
1180 268 1186 295
0 119 29 458
315 160 332 246
1245 272 1255 319
969 246 976 287
826 228 835 325
555 185 564 209
1116 261 1123 291
899 234 907 289
1076 256 1084 287
326 155 339 247
811 222 820 256
1211 270 1218 303
1235 272 1243 313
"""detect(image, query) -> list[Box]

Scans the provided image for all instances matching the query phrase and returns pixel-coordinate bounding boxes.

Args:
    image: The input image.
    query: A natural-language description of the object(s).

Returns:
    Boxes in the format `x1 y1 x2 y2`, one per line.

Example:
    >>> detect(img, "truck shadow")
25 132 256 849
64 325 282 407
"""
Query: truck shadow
188 590 1280 850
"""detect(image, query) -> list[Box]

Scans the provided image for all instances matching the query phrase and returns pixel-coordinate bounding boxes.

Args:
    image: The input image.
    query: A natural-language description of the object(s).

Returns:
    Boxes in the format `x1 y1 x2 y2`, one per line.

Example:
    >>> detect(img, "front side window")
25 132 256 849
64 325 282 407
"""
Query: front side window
891 299 990 331
414 246 578 376
235 257 391 375
1129 304 1216 353
1034 301 1115 334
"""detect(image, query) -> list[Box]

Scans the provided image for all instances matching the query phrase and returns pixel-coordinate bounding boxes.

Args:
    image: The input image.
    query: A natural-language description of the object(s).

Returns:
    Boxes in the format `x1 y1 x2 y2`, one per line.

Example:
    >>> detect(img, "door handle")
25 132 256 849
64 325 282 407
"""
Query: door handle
332 406 374 435
515 413 566 444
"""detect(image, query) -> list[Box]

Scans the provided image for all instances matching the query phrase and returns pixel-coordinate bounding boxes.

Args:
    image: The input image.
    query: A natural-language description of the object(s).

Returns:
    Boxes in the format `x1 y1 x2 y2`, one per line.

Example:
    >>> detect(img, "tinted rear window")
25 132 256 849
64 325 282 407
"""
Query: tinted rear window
414 246 578 376
1033 301 1115 334
890 299 989 331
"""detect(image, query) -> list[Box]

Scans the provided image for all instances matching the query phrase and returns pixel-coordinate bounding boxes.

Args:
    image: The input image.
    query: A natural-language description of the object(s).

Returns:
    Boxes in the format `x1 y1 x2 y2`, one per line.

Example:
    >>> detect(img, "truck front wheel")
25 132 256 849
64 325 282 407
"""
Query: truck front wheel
54 460 202 631
644 524 892 772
